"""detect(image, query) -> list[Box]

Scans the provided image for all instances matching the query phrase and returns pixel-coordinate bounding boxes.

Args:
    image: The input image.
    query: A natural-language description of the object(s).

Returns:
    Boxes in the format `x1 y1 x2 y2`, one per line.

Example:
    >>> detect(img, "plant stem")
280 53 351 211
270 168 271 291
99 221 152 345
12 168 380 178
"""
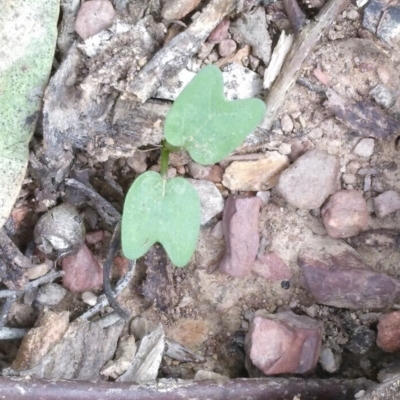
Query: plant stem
160 147 169 178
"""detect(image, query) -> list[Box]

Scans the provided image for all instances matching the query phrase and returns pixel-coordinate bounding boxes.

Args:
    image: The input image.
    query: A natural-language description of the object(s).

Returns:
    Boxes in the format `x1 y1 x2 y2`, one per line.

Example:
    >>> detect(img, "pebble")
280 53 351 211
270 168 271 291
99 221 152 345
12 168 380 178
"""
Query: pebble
353 138 375 158
321 190 369 238
130 317 148 340
256 191 270 204
218 39 237 57
298 240 400 309
346 326 376 355
245 311 323 375
82 291 97 306
36 283 67 306
376 5 400 47
26 261 52 280
280 115 294 133
127 152 147 174
342 173 356 185
187 179 224 225
85 230 104 245
75 1 116 40
369 84 396 109
62 244 103 292
161 0 202 20
377 67 390 84
377 312 400 352
222 153 289 191
362 0 384 33
188 161 223 183
252 252 292 282
278 143 292 155
219 196 261 278
198 42 215 60
308 127 324 140
374 190 400 218
207 18 230 43
346 9 359 20
319 347 341 373
347 160 361 174
276 149 340 209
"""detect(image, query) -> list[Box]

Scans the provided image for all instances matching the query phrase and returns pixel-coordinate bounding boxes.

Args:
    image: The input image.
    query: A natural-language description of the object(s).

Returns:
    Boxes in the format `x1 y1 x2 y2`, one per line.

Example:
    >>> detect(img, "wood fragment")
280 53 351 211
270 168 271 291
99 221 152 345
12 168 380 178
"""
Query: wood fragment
283 0 306 34
324 88 400 139
261 0 351 130
126 0 238 102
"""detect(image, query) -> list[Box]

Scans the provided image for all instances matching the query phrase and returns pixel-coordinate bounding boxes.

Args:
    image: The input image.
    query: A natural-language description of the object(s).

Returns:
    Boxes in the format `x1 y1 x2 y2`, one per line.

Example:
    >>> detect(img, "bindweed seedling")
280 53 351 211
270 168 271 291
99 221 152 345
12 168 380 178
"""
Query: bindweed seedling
121 65 266 267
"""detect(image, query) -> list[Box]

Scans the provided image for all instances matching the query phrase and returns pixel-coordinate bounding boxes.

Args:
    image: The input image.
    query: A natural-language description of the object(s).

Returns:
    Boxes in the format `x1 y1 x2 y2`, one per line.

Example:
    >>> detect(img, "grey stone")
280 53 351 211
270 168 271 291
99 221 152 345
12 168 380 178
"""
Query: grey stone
377 6 400 47
187 179 224 225
374 190 400 218
353 138 375 158
319 347 341 373
362 0 385 33
276 149 340 209
36 283 67 306
370 84 396 109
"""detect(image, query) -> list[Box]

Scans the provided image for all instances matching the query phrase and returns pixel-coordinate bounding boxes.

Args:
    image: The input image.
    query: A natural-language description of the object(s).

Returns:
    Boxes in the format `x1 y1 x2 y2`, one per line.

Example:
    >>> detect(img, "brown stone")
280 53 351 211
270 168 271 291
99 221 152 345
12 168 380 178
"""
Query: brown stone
298 241 400 310
167 319 209 348
253 252 292 282
245 311 323 375
62 244 103 292
218 39 237 57
377 312 400 352
322 190 369 238
219 196 261 278
75 0 116 40
85 230 104 245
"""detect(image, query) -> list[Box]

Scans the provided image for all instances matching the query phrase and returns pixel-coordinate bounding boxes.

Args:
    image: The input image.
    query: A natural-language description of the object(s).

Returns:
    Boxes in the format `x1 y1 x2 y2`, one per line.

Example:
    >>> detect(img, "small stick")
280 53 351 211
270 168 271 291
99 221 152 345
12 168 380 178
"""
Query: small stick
261 0 351 130
78 258 136 321
0 327 29 340
102 222 130 320
65 178 121 228
0 271 64 299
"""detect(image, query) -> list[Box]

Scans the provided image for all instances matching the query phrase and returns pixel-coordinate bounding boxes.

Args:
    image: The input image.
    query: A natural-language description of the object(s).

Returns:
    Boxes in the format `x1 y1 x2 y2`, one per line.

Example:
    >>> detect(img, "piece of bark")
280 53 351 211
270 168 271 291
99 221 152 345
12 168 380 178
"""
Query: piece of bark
298 241 400 310
126 0 237 102
117 324 165 383
0 376 373 400
13 311 70 371
349 229 400 249
324 88 400 139
164 338 205 363
261 0 351 129
0 229 33 290
13 318 124 380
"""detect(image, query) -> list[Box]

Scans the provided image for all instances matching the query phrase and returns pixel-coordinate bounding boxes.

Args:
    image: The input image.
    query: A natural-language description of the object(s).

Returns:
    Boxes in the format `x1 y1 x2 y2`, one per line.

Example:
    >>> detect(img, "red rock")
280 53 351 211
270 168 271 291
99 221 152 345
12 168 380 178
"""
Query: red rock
62 244 103 292
245 311 323 376
298 241 400 310
218 39 237 57
207 18 230 43
253 252 292 282
321 190 369 238
75 0 116 40
161 0 202 20
85 230 104 245
377 311 400 352
219 196 261 278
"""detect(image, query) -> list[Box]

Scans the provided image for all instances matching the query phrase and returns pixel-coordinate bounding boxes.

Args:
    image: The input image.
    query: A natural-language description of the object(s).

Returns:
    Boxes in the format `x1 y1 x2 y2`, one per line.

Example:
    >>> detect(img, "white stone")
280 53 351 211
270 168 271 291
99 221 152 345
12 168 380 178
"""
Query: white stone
319 347 341 373
281 115 294 133
353 138 375 158
187 179 224 225
82 291 97 306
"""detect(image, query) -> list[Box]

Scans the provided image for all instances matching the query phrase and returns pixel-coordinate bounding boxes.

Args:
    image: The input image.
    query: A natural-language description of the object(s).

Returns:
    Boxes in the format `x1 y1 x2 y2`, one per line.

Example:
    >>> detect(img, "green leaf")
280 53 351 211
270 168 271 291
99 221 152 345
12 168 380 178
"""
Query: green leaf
121 171 201 267
164 65 266 165
0 0 59 229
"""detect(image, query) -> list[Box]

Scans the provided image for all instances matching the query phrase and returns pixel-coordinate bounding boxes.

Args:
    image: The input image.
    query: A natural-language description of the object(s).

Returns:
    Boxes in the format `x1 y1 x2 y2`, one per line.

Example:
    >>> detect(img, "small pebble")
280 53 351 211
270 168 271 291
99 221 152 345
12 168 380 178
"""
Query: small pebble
82 291 97 306
308 127 323 140
218 39 237 57
208 18 230 43
353 138 375 158
342 173 356 185
370 84 396 109
374 190 400 218
85 230 104 245
36 283 67 306
281 115 294 133
26 261 52 280
75 0 116 40
377 67 390 84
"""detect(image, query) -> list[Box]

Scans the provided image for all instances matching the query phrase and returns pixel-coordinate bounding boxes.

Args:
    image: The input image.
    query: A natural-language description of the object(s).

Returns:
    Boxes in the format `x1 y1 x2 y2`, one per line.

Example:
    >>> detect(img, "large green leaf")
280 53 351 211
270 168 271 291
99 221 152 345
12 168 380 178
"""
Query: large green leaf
164 65 266 165
0 0 59 229
121 171 201 267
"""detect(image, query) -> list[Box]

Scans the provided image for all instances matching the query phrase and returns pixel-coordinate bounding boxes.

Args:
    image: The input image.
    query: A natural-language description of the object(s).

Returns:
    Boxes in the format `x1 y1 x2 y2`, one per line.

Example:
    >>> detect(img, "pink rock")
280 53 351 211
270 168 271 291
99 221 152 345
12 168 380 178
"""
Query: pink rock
374 190 400 218
253 252 292 282
218 39 237 57
161 0 202 20
245 312 323 376
75 0 116 40
62 244 103 292
298 242 400 310
321 190 369 238
207 18 230 43
377 311 400 352
219 196 261 278
85 230 104 245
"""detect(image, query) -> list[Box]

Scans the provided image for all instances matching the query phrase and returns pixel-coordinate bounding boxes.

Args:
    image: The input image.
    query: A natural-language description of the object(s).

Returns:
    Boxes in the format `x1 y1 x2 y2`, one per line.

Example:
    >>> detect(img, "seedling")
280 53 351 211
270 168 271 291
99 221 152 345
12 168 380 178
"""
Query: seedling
121 65 266 267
